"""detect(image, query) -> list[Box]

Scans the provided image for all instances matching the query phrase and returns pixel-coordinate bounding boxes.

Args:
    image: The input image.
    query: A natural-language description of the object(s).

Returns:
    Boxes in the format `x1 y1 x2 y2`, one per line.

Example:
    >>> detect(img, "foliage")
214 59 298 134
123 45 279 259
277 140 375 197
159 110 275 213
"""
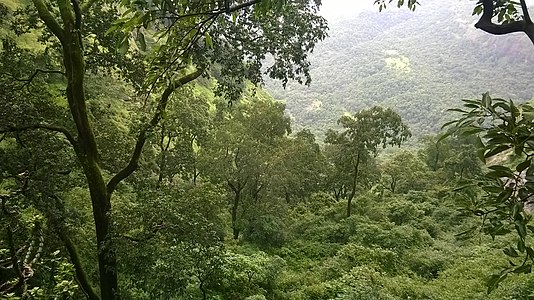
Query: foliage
444 93 534 292
325 106 411 216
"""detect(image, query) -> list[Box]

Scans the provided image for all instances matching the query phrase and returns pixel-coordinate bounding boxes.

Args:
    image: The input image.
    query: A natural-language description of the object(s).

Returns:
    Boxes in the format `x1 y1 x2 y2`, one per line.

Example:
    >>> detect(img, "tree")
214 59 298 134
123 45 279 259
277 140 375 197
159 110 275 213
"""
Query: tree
380 150 428 194
324 107 411 217
268 129 326 204
380 0 534 45
419 135 482 180
0 0 327 299
199 94 291 240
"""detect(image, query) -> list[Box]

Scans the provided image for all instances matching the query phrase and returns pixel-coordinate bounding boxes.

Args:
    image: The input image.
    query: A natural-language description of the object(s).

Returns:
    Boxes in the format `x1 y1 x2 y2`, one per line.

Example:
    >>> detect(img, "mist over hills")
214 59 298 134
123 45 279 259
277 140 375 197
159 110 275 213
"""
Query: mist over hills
265 0 534 137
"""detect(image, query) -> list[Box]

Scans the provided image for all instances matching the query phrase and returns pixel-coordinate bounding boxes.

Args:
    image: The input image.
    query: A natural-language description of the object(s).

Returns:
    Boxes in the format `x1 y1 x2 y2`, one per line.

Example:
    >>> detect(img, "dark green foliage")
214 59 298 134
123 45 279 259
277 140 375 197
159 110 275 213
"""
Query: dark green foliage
444 93 534 292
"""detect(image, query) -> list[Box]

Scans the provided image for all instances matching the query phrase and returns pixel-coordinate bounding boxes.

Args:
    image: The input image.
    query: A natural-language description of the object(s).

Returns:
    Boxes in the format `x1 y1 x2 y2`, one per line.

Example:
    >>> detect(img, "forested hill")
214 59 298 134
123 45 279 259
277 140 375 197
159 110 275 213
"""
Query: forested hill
266 0 534 136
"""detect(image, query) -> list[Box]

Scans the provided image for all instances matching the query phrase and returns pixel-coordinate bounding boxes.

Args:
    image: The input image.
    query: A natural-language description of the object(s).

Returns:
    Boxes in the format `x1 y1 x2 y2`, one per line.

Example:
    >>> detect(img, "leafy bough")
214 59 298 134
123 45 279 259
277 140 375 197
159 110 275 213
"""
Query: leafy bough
442 92 534 293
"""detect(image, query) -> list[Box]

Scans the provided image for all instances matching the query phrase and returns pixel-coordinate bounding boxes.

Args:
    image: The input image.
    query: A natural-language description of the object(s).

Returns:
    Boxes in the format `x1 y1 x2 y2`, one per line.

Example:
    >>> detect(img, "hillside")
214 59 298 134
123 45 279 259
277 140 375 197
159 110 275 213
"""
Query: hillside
265 0 534 137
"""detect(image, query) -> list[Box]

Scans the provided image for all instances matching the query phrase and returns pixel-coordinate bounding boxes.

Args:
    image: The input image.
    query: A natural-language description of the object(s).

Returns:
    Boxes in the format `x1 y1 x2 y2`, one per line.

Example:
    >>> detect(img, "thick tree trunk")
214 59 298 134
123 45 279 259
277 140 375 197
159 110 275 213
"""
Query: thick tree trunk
57 2 118 298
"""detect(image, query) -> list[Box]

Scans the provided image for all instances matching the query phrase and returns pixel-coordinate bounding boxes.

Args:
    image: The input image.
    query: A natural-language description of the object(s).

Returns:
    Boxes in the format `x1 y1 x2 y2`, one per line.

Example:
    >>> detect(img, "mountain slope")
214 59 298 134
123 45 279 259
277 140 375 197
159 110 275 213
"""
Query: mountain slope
265 0 534 137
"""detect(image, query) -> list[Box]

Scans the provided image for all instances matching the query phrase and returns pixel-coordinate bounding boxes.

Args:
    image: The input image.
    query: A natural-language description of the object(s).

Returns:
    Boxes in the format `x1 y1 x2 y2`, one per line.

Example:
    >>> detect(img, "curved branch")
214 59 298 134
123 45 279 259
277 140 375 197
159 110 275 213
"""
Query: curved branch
475 0 534 44
57 230 101 300
2 69 66 91
31 0 65 43
106 68 204 195
0 124 78 151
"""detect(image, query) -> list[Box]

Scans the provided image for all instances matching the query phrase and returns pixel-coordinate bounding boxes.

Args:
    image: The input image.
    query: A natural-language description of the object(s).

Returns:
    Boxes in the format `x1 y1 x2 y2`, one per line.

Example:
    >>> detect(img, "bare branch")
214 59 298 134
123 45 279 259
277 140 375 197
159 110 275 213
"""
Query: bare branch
106 68 204 195
0 124 78 151
2 69 66 91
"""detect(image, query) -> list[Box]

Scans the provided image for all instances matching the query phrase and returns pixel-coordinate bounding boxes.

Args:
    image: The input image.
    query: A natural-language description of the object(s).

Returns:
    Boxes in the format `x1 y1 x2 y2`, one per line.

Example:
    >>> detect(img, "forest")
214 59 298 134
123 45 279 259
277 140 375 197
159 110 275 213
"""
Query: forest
1 0 534 300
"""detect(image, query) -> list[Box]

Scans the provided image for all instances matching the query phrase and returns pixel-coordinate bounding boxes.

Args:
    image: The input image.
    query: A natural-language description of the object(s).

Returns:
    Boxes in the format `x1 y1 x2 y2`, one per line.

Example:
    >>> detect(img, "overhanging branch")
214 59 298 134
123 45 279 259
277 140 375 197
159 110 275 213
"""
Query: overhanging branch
0 124 78 151
2 69 66 91
106 68 203 195
520 0 533 25
475 0 534 44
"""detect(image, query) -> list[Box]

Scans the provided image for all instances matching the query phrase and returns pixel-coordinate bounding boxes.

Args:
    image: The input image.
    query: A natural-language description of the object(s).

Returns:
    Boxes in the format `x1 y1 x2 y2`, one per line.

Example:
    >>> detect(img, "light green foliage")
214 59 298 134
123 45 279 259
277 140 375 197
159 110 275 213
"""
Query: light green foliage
380 150 429 193
325 106 411 216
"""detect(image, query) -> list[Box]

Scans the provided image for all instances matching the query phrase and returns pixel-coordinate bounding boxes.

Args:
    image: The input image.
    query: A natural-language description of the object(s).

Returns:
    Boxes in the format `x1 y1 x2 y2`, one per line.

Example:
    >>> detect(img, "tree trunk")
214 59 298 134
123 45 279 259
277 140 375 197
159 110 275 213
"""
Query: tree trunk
347 153 361 218
229 181 242 240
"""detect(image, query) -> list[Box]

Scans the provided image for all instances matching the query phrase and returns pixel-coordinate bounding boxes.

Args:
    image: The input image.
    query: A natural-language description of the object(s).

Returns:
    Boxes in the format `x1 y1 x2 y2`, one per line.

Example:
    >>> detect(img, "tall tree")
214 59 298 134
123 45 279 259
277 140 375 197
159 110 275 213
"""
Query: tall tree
200 94 291 240
0 0 327 299
325 107 411 217
268 129 326 204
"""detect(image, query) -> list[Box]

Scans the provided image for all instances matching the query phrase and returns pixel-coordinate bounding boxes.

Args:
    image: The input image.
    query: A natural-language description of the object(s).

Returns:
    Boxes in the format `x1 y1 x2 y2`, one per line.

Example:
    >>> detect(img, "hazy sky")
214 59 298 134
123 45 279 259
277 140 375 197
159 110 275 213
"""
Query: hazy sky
319 0 376 20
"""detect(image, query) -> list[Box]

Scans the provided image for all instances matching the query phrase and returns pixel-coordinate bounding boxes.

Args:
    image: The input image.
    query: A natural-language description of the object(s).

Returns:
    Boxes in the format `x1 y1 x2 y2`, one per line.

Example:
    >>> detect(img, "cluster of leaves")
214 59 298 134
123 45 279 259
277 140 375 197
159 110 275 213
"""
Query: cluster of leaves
444 93 534 292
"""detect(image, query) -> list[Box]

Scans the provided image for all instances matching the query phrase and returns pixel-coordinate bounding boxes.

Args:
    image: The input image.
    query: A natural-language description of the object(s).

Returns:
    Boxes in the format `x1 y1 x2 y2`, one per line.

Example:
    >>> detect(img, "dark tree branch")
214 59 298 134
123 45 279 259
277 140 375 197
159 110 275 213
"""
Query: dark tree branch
31 0 65 43
520 0 533 25
2 69 66 91
0 124 78 152
475 0 534 44
71 0 82 30
165 0 260 20
106 68 204 195
46 194 100 300
57 229 101 300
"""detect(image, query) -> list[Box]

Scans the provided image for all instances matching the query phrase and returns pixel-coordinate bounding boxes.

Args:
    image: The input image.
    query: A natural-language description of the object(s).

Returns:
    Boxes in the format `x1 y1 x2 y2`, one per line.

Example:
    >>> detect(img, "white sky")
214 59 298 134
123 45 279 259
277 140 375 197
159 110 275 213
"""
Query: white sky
319 0 376 20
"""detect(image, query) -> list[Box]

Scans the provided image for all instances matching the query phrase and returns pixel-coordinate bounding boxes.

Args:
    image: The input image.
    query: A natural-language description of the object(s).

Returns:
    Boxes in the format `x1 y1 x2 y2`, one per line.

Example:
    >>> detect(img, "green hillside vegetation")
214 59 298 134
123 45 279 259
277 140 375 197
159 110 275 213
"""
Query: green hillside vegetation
1 0 534 300
266 0 534 137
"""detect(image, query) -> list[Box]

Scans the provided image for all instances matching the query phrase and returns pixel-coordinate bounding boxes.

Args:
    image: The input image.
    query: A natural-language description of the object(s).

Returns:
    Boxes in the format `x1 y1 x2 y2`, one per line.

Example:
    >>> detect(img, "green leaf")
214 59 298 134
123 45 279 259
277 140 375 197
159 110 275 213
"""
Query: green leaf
487 273 508 294
513 264 531 274
517 159 531 172
496 189 513 202
205 32 213 49
485 145 512 158
119 38 129 55
516 220 527 239
503 247 519 257
137 31 146 51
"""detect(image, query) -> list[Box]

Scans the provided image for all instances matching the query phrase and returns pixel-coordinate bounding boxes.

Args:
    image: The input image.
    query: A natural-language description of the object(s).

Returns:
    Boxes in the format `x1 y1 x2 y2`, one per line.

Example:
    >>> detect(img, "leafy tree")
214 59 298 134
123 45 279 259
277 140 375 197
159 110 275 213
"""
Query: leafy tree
380 150 428 194
325 107 411 217
200 94 291 240
419 135 482 180
268 129 326 204
0 0 327 299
